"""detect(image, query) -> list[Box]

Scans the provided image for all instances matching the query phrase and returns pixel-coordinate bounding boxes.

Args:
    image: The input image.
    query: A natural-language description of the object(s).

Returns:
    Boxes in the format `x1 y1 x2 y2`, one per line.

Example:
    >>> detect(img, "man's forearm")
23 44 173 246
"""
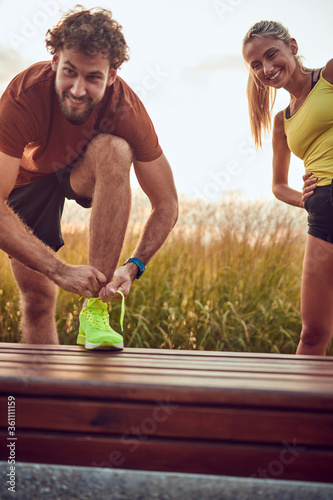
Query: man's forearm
0 203 64 278
0 203 107 297
131 201 178 265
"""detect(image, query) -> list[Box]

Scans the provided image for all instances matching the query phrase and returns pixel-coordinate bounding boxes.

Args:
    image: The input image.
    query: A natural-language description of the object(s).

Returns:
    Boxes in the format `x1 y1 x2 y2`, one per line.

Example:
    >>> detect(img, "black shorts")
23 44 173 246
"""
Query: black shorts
304 180 333 243
7 165 91 251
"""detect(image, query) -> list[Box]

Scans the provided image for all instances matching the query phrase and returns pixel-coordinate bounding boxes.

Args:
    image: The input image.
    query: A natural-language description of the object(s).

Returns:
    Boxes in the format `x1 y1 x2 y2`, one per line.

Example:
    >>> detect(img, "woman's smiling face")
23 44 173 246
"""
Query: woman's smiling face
243 36 298 88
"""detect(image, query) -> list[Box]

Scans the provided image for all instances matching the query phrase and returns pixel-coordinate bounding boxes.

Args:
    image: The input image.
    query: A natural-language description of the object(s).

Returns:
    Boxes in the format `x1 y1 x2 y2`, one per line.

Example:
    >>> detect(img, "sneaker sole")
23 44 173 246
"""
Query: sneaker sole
84 339 124 350
76 333 86 346
77 330 124 350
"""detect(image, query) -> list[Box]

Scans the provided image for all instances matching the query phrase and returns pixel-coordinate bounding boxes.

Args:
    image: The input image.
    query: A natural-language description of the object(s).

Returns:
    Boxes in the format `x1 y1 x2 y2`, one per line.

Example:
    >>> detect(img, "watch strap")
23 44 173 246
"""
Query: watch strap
124 257 146 279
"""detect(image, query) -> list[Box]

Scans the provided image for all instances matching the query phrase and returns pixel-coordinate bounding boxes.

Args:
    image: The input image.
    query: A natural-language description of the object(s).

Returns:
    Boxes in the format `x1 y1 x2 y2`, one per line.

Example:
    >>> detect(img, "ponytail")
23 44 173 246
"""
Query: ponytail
245 72 276 150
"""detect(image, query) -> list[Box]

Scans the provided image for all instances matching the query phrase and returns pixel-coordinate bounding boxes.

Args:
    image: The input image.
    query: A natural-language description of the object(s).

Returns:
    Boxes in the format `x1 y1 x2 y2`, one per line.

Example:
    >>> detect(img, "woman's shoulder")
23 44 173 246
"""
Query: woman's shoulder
322 59 333 84
272 110 287 140
273 110 285 126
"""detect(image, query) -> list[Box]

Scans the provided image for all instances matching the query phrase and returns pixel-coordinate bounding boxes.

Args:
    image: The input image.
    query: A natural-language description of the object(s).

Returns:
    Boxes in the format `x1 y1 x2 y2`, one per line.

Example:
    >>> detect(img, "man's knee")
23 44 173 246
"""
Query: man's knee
20 284 57 317
69 134 132 199
86 133 133 167
21 300 56 322
11 261 57 309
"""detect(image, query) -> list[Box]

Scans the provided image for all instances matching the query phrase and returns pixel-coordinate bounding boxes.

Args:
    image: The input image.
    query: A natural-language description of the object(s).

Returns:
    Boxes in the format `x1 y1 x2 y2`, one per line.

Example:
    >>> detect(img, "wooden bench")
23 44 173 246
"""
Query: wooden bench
0 343 332 484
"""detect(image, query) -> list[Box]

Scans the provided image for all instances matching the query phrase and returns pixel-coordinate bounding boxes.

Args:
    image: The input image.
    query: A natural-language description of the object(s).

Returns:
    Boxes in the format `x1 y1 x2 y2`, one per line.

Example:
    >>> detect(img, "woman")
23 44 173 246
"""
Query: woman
242 20 333 355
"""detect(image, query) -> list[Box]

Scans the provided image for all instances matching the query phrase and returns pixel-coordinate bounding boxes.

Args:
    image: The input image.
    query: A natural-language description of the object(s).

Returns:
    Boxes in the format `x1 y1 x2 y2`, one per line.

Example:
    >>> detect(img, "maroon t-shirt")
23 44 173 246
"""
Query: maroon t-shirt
0 61 163 185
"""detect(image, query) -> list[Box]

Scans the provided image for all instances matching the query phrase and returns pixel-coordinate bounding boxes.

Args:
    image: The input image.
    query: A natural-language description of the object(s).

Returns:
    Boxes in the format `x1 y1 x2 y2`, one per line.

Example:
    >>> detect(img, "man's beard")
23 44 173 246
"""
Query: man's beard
55 89 98 125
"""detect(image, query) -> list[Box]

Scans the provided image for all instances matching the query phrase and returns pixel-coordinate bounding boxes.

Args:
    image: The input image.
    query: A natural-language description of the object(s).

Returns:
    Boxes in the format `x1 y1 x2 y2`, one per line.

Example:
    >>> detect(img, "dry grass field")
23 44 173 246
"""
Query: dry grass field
1 191 331 355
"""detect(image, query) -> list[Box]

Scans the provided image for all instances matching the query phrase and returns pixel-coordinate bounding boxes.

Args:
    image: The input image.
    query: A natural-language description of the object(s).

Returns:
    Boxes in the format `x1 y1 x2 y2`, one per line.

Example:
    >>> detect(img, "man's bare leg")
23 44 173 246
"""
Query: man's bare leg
11 259 59 344
70 134 133 284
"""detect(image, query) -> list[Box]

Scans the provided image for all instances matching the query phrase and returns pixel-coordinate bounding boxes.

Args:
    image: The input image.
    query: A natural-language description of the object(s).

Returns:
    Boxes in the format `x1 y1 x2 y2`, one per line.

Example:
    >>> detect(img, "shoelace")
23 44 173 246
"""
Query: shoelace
86 305 110 330
117 291 125 332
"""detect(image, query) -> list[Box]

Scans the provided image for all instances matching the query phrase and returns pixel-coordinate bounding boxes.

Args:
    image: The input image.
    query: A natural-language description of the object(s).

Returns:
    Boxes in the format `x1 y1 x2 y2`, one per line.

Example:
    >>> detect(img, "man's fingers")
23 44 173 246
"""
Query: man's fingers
54 265 108 297
82 269 106 296
89 270 107 294
96 271 107 285
99 282 129 301
99 286 122 301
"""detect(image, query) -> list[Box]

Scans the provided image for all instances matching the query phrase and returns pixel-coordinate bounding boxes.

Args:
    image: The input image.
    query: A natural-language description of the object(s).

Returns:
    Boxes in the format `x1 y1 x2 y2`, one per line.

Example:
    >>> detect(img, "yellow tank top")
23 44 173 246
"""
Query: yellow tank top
284 71 333 186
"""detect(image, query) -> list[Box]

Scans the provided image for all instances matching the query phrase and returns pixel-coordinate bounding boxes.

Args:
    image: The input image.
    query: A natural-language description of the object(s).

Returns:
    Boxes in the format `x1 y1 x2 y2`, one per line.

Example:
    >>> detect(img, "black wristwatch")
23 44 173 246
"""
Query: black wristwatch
124 257 146 279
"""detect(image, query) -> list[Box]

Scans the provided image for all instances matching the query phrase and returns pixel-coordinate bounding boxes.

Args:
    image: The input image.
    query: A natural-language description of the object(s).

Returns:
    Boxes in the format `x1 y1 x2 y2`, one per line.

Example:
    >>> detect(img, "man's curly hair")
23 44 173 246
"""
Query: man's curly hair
45 5 130 69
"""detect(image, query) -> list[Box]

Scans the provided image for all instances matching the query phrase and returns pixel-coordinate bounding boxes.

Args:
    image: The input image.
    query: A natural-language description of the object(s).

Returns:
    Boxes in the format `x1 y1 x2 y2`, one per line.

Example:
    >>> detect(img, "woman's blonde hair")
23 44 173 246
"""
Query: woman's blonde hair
242 21 299 150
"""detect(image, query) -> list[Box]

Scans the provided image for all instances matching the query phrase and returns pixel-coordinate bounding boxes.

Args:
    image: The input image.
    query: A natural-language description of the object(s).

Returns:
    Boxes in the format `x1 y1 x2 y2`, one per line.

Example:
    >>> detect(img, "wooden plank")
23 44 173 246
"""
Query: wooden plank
2 355 333 383
1 344 333 382
1 349 333 409
1 351 333 377
1 345 332 380
1 342 332 360
0 396 331 446
2 431 331 483
1 364 333 409
1 343 332 364
1 351 332 382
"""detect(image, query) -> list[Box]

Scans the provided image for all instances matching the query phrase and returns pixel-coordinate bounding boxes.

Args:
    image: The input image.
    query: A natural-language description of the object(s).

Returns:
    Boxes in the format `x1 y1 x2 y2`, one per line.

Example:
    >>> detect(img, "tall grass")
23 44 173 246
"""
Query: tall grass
1 191 331 354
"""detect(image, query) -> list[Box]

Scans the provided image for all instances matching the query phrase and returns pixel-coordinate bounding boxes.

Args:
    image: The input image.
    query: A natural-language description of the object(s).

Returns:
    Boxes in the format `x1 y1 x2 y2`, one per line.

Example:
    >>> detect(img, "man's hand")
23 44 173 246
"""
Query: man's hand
302 171 317 206
52 263 107 298
99 264 137 301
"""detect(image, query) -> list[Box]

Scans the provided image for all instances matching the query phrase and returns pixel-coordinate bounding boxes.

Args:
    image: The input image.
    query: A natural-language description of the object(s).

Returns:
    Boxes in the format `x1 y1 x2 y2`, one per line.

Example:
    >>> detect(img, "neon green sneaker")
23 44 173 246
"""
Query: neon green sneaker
77 291 125 350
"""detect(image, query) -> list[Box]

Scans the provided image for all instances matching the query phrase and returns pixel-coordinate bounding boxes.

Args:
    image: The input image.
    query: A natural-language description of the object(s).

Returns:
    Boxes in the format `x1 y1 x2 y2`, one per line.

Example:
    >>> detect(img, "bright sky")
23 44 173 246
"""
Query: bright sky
0 0 332 201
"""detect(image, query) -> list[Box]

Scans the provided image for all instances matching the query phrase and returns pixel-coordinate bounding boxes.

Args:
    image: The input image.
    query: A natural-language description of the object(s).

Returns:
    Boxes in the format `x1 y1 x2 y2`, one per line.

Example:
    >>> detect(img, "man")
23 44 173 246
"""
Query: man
0 6 178 350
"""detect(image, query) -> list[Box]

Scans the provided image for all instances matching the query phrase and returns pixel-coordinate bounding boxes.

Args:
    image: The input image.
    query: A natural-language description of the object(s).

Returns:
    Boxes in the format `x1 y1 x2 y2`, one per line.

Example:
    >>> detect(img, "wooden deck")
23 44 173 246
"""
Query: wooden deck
0 343 332 483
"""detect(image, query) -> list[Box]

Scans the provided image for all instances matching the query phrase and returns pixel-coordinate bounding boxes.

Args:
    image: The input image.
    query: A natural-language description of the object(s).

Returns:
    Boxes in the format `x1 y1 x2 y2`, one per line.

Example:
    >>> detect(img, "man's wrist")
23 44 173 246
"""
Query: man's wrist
124 257 146 279
43 254 65 281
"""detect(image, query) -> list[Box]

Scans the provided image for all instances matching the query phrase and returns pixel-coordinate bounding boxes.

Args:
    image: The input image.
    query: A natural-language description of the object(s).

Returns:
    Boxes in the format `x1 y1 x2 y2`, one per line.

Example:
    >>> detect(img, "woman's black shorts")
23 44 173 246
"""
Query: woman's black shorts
304 180 333 244
7 165 91 251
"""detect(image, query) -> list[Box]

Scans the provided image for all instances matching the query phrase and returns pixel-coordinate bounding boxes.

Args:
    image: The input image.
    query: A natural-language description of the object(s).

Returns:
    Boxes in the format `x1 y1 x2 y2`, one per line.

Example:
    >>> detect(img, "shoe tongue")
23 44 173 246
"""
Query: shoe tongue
88 298 107 310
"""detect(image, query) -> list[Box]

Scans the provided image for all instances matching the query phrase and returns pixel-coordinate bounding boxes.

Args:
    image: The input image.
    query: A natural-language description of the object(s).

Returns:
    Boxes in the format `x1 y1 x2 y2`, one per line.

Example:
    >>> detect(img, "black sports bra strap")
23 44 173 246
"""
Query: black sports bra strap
311 68 322 90
285 105 290 119
311 70 315 88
